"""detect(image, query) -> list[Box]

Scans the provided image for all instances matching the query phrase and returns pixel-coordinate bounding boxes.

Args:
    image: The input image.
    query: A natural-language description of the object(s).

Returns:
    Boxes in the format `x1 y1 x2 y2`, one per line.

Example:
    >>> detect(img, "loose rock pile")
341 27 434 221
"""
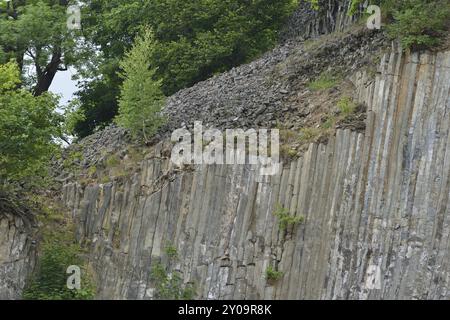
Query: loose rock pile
70 1 386 169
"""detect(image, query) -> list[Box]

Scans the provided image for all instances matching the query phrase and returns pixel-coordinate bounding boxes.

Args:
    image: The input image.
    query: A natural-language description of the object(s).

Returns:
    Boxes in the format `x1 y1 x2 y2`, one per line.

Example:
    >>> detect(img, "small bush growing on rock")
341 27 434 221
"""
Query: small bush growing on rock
87 166 97 178
105 154 120 168
62 150 83 173
347 0 450 50
321 115 337 129
150 262 195 300
298 127 322 144
165 245 178 260
280 145 298 161
266 266 283 282
273 204 305 231
386 0 450 51
337 96 357 116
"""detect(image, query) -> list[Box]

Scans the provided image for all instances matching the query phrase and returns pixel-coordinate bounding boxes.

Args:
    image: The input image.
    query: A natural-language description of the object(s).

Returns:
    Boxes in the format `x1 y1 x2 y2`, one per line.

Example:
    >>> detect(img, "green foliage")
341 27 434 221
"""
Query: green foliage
100 175 111 184
87 166 97 178
0 61 61 187
266 266 283 282
71 75 121 139
348 0 365 15
23 205 95 300
321 115 336 129
63 100 87 138
150 242 195 299
71 0 298 136
62 150 83 175
0 1 79 94
150 262 195 300
126 146 145 163
165 245 179 260
310 0 450 51
386 0 450 51
85 0 298 95
105 154 120 168
307 72 339 91
273 204 305 231
280 145 298 161
298 127 322 144
0 60 20 90
115 28 166 143
337 96 357 116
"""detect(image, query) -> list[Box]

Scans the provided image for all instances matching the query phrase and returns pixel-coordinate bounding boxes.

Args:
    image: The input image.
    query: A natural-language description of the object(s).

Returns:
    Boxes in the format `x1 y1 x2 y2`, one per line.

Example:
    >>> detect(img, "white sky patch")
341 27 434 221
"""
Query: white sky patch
49 67 79 106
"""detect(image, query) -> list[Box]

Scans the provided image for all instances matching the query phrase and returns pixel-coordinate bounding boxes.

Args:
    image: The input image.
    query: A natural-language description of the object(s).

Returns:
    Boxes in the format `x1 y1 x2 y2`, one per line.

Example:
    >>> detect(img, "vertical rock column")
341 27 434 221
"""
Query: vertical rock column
0 213 36 299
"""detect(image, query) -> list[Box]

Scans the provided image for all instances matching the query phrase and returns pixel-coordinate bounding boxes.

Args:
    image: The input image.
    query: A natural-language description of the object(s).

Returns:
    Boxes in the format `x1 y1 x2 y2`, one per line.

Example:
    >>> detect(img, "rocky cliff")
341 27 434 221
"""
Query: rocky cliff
62 47 450 299
0 205 36 299
280 0 359 42
2 0 450 301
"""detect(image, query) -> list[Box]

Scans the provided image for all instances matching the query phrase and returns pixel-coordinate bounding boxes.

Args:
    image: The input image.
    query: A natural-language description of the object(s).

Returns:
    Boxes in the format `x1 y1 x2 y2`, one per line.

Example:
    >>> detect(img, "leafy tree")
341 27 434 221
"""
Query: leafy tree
72 0 298 137
71 75 120 138
0 0 78 96
84 0 298 95
0 61 61 188
115 28 166 143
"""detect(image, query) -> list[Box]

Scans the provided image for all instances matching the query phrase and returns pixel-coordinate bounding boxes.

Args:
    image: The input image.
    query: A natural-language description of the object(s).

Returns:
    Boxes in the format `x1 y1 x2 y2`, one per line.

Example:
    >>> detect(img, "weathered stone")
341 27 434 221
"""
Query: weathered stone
0 212 36 300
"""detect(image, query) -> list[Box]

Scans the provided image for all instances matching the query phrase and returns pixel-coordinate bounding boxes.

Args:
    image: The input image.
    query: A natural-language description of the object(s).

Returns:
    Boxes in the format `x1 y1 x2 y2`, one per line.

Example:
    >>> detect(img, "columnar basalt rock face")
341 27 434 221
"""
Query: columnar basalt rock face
280 0 358 42
0 213 36 299
62 48 450 300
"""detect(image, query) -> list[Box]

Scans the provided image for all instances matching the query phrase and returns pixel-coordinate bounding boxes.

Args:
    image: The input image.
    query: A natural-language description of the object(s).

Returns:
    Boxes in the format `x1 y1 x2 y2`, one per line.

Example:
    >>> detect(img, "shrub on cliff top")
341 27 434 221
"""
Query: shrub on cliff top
309 0 450 51
386 0 450 51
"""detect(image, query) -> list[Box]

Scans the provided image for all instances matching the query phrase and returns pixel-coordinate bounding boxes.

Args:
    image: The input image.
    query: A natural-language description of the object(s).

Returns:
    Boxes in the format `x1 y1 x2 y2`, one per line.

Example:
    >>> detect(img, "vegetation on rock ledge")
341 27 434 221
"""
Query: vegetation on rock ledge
23 198 95 300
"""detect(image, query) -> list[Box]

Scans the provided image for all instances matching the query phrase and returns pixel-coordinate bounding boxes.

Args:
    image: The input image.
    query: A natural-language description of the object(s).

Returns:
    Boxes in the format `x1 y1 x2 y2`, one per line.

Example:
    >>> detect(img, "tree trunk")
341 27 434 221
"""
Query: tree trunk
33 52 62 96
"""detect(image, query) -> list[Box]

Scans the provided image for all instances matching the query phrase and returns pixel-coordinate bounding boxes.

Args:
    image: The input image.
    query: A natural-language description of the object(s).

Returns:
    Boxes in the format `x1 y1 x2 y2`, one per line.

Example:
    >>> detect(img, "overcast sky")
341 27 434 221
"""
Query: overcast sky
49 68 79 106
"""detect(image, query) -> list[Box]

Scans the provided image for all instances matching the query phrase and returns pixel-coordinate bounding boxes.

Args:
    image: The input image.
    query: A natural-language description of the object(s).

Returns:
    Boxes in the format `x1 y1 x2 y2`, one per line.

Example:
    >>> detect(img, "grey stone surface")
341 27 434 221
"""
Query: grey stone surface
280 0 359 43
62 49 450 299
67 1 382 171
160 28 383 135
4 0 449 301
0 212 36 299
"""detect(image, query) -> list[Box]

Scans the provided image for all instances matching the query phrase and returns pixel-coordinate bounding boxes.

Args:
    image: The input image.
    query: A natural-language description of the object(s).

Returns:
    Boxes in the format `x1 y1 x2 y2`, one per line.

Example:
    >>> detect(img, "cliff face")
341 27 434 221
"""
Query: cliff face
62 48 450 299
3 1 449 301
280 0 358 42
0 212 36 299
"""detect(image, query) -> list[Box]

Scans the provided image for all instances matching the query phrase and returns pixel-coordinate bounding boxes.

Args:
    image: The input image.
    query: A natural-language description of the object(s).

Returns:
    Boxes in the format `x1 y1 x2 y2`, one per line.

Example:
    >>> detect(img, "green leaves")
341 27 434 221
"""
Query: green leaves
115 28 166 143
0 1 77 93
0 61 61 187
273 203 305 231
73 0 297 137
310 0 450 50
22 209 95 300
387 0 450 50
146 0 297 95
0 61 20 92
